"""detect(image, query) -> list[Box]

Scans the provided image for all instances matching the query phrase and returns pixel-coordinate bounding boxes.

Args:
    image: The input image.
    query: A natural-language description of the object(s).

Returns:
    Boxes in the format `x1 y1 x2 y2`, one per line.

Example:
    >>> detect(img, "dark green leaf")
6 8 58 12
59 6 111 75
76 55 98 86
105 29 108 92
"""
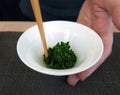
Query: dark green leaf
43 42 77 69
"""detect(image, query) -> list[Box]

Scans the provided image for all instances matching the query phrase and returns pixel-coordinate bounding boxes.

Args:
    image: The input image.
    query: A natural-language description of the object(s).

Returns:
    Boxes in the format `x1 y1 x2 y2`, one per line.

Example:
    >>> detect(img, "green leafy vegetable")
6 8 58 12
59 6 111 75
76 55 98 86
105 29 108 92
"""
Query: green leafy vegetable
43 42 77 69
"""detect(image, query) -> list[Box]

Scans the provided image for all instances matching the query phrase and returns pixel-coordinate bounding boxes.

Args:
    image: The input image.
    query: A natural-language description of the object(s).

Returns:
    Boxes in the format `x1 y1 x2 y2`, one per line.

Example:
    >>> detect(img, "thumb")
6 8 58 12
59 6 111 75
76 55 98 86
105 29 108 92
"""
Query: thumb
105 1 120 30
111 7 120 30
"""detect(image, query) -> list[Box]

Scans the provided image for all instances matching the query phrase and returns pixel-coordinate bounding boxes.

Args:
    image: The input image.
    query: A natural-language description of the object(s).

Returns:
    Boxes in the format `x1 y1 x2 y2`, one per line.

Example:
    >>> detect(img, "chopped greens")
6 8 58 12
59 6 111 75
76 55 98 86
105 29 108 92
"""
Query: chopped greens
43 42 77 69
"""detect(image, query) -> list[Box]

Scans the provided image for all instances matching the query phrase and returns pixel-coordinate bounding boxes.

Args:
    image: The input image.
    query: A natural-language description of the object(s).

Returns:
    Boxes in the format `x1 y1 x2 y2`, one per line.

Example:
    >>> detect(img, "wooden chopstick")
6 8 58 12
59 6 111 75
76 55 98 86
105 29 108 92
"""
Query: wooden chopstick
30 0 48 57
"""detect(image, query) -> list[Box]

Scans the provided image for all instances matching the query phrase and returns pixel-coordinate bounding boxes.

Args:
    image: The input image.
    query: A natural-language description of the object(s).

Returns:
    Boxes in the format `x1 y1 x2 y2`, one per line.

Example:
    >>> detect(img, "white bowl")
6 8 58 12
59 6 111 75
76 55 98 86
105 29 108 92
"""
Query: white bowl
17 21 103 76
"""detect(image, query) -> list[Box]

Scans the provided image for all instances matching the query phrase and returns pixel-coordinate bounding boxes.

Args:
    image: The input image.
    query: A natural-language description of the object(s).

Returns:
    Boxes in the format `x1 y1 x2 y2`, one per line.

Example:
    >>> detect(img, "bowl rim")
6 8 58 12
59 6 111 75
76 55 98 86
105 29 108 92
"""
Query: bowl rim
17 20 104 76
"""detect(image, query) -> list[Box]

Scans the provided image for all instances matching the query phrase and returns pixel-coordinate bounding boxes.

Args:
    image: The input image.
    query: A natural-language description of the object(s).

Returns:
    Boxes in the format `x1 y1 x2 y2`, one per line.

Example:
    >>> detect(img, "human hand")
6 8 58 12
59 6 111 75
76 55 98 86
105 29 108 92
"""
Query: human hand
68 0 120 86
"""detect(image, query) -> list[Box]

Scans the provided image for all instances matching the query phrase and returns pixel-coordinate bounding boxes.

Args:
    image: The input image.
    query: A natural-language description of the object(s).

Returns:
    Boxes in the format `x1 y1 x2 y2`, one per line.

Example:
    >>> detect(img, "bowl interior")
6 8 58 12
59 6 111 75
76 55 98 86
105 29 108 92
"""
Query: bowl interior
17 21 103 76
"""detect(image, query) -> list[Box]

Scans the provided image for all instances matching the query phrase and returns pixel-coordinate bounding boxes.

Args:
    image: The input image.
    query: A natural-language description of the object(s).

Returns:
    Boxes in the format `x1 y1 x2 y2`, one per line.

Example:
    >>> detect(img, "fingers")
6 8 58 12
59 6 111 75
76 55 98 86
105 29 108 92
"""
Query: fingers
67 64 101 86
67 66 98 86
67 74 79 86
67 34 113 86
67 44 112 86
